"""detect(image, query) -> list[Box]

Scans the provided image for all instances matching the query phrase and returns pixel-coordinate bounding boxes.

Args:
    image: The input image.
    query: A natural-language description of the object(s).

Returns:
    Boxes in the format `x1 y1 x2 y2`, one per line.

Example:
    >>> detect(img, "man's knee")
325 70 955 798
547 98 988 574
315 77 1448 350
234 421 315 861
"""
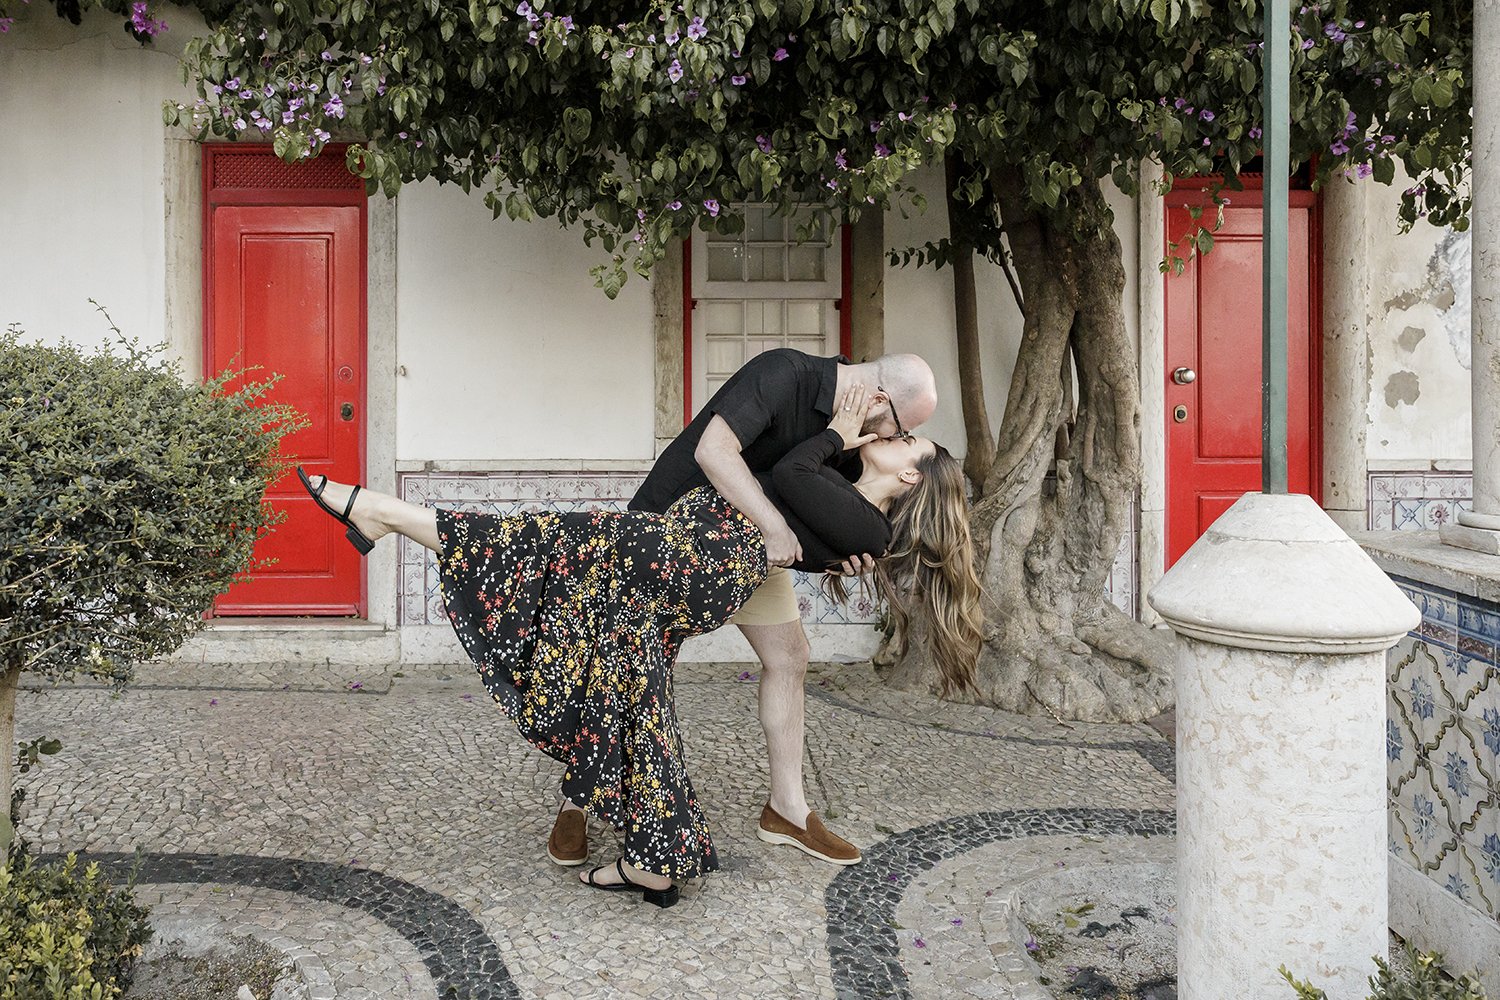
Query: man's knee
758 635 810 675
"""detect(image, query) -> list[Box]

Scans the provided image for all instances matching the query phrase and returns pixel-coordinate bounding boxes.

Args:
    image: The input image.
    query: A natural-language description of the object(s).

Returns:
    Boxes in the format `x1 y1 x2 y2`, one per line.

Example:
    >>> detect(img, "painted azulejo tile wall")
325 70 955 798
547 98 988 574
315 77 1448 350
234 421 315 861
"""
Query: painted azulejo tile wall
1385 570 1500 985
1369 471 1473 531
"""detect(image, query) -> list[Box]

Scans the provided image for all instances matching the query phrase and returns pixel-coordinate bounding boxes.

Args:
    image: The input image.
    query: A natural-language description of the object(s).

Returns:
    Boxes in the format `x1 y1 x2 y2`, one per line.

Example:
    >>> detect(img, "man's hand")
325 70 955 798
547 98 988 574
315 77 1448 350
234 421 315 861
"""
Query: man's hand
762 522 804 568
828 552 878 577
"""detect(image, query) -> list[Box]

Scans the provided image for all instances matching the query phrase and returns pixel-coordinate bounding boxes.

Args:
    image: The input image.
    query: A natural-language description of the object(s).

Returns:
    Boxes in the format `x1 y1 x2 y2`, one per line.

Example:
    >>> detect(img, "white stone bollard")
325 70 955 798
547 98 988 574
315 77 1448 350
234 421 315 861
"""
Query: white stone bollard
1148 493 1419 1000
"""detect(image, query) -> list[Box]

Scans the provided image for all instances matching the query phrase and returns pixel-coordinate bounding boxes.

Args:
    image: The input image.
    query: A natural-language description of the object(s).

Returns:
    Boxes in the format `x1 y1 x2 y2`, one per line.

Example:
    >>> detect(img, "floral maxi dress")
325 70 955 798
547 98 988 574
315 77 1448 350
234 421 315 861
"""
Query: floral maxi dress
435 487 767 880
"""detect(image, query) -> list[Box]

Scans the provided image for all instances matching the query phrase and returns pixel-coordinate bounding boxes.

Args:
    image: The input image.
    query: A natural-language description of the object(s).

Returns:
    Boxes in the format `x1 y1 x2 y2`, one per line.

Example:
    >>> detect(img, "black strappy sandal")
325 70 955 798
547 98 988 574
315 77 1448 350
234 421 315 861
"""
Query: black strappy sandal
296 465 376 555
582 859 679 909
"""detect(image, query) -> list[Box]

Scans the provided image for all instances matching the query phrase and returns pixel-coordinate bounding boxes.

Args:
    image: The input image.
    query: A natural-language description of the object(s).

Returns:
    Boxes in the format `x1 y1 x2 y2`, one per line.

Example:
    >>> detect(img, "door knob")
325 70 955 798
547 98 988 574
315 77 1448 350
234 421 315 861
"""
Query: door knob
340 403 354 421
1172 367 1197 385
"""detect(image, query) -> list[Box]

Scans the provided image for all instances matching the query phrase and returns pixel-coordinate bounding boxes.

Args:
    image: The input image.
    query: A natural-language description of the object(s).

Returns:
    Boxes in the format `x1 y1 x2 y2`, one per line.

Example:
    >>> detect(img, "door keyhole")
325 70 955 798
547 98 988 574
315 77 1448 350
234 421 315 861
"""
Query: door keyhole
340 402 354 421
1173 404 1188 423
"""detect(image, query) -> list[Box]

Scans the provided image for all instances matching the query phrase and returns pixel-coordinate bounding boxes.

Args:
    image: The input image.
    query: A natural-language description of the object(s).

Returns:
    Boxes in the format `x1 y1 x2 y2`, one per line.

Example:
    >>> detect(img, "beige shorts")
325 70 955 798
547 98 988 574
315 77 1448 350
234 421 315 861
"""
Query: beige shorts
730 565 801 626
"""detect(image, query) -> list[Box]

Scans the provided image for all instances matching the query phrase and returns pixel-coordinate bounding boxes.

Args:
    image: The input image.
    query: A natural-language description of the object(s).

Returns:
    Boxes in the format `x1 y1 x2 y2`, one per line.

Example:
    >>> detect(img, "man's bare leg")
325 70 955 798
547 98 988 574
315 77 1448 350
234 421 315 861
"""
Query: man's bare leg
739 619 813 827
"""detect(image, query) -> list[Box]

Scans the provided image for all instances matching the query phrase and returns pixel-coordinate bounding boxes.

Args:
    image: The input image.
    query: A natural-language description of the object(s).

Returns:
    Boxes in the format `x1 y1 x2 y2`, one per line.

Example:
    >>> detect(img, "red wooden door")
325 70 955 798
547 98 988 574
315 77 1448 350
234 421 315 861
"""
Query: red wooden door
205 149 366 615
1164 186 1321 567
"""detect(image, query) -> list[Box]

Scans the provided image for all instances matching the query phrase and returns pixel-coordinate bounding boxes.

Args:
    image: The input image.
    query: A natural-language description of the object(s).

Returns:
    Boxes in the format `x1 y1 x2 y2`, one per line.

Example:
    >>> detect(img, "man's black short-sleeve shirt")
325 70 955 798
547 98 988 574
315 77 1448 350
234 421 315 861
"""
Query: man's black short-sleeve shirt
630 349 859 513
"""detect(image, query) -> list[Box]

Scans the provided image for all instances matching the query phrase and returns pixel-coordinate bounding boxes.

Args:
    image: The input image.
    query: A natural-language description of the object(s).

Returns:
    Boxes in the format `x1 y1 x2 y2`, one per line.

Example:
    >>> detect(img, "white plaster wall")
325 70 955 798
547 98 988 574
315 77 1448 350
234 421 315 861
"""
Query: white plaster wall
1363 178 1472 466
394 182 656 463
883 166 1139 459
0 5 200 349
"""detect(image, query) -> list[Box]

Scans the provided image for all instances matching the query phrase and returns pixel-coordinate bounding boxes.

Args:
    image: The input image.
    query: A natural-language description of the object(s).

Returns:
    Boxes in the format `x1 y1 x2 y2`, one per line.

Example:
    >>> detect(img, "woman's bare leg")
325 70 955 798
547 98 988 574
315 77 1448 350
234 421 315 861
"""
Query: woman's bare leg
309 477 441 553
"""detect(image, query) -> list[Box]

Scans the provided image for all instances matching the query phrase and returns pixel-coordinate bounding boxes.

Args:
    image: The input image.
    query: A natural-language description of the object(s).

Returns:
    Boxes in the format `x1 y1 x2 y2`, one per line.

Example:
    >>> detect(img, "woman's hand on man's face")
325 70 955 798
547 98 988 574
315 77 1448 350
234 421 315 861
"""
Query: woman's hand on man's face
829 383 879 451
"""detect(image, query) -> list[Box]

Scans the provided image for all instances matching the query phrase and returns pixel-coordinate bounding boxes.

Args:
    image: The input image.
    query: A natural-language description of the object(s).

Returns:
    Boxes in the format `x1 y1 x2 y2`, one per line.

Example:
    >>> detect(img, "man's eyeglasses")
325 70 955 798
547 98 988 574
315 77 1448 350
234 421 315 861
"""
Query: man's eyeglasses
878 385 912 441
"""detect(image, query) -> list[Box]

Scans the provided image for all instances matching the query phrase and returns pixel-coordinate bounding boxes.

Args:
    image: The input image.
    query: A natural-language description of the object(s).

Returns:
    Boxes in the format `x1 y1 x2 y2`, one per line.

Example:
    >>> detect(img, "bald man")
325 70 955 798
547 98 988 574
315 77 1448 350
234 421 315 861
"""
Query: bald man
547 349 938 871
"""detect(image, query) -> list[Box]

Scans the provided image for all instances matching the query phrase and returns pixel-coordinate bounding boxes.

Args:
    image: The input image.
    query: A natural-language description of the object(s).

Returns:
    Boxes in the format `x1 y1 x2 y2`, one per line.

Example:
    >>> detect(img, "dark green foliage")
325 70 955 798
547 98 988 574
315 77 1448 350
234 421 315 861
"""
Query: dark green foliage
1283 946 1489 1000
0 311 303 678
114 0 1469 293
0 854 152 1000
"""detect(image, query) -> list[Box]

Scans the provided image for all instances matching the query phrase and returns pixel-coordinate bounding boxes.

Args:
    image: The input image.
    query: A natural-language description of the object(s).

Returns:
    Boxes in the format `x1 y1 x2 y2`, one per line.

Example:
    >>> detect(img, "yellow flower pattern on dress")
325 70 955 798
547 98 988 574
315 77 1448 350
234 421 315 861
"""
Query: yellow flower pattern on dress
436 487 766 880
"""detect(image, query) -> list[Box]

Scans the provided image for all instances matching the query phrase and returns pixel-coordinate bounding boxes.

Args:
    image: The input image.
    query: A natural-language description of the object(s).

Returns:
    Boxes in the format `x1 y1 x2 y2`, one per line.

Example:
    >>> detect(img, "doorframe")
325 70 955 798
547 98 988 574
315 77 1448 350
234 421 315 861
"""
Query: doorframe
1138 166 1325 618
165 141 399 644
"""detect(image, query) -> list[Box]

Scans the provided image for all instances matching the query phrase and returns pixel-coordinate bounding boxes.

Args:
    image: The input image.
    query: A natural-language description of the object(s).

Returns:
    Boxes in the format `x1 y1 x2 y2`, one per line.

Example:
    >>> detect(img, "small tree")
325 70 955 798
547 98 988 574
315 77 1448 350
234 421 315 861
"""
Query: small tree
13 0 1474 720
0 313 300 850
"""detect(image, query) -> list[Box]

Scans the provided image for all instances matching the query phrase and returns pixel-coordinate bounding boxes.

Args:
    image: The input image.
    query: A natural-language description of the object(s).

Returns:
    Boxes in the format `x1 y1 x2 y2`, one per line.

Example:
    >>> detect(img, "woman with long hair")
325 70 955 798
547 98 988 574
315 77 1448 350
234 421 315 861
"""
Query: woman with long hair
297 384 982 907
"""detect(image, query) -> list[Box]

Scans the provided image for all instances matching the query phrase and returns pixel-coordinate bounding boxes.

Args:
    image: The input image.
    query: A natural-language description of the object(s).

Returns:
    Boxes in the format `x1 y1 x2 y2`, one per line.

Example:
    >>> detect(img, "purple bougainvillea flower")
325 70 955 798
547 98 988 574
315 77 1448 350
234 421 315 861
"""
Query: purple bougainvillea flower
668 199 682 210
826 178 838 190
686 16 706 40
324 95 345 118
516 1 532 14
756 135 772 152
1355 19 1366 27
288 97 304 111
951 918 964 926
282 110 296 124
1024 936 1040 953
1324 23 1346 41
1301 37 1314 49
1249 126 1263 139
560 15 573 30
875 143 891 157
773 47 788 60
361 54 373 64
527 30 539 44
1330 139 1350 155
869 119 883 132
0 16 15 31
1199 109 1214 121
834 149 848 169
349 681 363 690
897 111 910 121
1381 134 1395 144
913 938 927 949
1173 97 1186 109
209 698 218 707
264 84 275 97
226 77 241 89
668 59 684 82
233 117 246 129
704 199 720 216
1356 162 1373 178
666 29 680 44
731 74 746 85
322 49 333 61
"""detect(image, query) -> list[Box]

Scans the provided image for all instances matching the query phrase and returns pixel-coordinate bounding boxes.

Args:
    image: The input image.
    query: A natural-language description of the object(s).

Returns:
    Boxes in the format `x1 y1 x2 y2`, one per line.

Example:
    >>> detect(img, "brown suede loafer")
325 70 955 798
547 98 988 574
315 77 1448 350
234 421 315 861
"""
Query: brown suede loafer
547 807 588 867
756 804 862 865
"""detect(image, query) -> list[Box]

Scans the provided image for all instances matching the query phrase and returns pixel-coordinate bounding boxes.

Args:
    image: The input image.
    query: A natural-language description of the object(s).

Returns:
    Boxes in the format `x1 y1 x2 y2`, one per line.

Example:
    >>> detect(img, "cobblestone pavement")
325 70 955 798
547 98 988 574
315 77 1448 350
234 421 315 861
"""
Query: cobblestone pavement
19 659 1176 1000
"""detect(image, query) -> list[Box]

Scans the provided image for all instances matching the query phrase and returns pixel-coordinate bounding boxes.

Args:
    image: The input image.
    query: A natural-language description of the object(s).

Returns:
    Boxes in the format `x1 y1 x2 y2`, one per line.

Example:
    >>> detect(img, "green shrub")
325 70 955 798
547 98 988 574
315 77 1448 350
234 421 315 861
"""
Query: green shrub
1283 945 1488 999
0 312 302 679
0 854 152 1000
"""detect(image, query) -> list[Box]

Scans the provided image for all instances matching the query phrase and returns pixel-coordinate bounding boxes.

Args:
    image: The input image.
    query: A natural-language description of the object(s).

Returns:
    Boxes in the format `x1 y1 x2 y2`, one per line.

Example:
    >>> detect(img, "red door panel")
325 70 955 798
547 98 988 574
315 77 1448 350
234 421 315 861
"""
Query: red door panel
1165 187 1321 567
208 202 364 615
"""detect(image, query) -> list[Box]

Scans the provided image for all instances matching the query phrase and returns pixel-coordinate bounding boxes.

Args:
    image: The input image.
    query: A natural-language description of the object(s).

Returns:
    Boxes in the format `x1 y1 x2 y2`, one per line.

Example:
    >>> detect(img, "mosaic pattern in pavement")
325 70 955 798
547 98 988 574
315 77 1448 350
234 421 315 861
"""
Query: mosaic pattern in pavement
20 660 1175 998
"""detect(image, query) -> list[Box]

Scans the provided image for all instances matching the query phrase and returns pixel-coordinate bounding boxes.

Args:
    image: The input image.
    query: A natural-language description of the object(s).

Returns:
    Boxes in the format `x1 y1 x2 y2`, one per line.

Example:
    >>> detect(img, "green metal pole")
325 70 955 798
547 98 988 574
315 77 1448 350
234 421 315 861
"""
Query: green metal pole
1262 0 1290 494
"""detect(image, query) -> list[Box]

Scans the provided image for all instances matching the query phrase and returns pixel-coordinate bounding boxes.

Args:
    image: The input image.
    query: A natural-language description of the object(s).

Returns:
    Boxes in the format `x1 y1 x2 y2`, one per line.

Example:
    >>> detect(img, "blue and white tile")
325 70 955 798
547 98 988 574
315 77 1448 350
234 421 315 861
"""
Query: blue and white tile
1457 694 1500 794
1432 842 1480 910
1434 719 1489 832
1399 766 1454 870
1387 690 1420 797
1392 638 1451 746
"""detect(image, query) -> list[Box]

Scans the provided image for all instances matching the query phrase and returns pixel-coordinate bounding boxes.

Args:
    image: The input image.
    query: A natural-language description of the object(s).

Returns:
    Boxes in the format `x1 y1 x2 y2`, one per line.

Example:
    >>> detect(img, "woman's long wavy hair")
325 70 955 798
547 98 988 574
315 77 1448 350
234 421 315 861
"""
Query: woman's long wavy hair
825 444 985 697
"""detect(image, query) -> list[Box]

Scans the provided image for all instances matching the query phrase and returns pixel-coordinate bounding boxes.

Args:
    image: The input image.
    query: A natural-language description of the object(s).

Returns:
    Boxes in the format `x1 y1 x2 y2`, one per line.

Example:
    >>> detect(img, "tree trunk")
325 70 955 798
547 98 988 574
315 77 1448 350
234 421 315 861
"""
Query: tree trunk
0 657 18 855
880 168 1175 723
945 154 995 487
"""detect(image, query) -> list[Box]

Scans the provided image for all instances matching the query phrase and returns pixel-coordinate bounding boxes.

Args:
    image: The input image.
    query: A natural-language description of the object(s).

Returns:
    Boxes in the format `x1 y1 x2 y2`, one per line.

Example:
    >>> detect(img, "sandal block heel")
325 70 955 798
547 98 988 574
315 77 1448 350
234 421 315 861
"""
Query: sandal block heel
345 525 376 555
642 885 679 909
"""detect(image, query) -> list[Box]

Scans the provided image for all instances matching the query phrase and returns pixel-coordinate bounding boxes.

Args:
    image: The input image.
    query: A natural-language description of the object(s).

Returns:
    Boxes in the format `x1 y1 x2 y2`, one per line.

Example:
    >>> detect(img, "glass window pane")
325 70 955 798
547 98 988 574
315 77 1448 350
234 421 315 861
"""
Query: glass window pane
755 301 783 336
792 337 828 357
706 337 743 376
786 301 824 337
707 244 743 282
702 301 743 336
787 245 825 281
745 246 785 282
745 205 776 242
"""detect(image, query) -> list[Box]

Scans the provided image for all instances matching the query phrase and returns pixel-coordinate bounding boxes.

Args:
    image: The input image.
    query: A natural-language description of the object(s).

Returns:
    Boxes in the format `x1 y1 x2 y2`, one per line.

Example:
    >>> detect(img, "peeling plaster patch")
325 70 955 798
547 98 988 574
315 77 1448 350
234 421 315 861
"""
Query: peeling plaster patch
1385 370 1421 407
1379 229 1472 370
1398 326 1427 352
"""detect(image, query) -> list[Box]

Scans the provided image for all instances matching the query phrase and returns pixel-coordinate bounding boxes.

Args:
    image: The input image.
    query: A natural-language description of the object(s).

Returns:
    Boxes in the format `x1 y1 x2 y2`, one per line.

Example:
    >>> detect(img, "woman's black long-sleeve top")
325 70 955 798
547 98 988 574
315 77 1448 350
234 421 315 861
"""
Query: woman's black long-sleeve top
752 428 892 573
